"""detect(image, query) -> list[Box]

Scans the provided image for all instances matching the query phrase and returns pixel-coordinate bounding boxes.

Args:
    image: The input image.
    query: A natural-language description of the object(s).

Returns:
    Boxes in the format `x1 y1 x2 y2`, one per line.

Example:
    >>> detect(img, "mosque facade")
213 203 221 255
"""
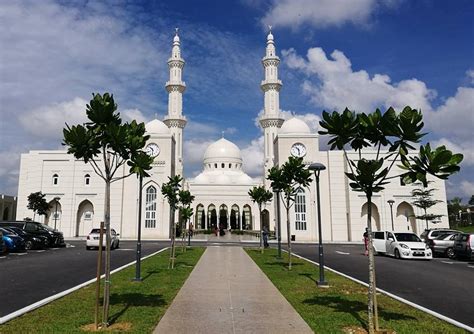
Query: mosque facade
15 32 449 241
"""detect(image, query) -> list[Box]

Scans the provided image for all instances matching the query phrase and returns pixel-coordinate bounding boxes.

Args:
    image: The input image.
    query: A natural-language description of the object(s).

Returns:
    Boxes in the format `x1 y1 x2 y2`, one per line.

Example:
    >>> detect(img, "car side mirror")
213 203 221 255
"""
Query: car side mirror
116 233 120 236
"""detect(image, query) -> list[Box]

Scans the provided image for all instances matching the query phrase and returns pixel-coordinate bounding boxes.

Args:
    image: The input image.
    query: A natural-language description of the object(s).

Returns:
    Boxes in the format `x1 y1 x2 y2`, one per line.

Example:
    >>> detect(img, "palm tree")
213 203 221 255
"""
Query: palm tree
248 186 273 253
319 106 463 333
267 157 312 269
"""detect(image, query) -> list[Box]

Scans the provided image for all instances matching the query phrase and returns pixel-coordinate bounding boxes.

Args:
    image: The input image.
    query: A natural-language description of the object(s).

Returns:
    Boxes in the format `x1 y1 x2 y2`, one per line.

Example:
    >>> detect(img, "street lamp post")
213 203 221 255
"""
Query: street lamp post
275 190 282 259
53 197 60 230
133 175 143 282
308 162 327 287
387 200 395 231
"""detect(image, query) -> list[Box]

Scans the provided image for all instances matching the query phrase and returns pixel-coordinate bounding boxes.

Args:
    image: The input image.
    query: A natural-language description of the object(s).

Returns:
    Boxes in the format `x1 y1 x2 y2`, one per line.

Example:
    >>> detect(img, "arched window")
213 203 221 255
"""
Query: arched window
84 174 90 185
145 186 157 228
229 163 231 168
221 163 225 168
295 188 306 230
52 173 59 185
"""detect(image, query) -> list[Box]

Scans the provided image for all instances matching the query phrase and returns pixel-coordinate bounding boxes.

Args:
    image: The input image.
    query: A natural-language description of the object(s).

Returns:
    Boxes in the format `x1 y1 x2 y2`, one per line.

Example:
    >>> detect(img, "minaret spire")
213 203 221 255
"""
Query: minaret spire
260 29 284 179
164 29 187 177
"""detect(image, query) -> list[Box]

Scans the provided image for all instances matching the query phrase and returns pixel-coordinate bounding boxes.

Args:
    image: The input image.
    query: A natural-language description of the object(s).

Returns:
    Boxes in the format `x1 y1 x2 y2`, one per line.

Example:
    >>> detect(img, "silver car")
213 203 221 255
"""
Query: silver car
428 233 459 258
86 228 120 250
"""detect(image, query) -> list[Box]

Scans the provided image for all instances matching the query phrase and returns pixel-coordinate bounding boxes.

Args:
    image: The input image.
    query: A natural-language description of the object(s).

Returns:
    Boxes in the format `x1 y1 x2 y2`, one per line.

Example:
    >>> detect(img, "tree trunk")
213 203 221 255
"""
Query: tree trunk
169 207 176 269
366 195 379 333
424 208 428 230
286 202 292 270
102 179 111 327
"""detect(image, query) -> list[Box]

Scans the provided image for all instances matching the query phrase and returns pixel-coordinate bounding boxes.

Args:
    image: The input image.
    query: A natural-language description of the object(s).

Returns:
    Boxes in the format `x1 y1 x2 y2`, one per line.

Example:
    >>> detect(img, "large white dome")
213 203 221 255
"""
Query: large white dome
279 117 311 134
145 119 170 134
203 138 241 161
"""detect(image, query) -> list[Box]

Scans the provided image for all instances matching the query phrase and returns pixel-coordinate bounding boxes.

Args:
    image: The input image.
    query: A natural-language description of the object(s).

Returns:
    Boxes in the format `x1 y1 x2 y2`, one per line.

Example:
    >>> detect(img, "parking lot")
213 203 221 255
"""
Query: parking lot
291 243 474 328
0 240 169 318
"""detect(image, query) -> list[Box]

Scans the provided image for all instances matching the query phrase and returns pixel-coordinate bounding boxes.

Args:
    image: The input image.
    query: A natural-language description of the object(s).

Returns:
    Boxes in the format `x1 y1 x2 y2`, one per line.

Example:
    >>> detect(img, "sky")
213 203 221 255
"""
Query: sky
0 0 473 200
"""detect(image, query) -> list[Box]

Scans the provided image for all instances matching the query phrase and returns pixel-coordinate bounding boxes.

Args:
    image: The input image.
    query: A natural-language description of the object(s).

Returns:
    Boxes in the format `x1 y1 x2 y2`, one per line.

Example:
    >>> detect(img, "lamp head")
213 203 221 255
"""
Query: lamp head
308 162 326 172
387 199 395 206
54 197 60 202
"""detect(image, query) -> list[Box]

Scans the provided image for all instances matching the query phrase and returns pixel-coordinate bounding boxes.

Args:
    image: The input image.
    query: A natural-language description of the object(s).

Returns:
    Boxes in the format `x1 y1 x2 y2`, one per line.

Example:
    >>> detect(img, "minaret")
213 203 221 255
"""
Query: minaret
260 27 284 182
164 28 187 177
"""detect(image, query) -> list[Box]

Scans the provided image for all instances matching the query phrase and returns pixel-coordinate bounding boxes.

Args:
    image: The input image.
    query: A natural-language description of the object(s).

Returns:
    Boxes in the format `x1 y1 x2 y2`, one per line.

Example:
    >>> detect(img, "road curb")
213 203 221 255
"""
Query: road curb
0 247 169 325
289 251 474 333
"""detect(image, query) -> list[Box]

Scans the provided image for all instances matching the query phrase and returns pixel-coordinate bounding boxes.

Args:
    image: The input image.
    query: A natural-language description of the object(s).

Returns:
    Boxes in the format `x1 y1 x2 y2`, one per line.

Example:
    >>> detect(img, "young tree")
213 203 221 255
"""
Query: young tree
63 93 153 327
469 195 474 206
319 106 463 334
411 183 443 230
447 197 463 227
267 157 312 269
162 175 194 268
248 185 273 254
180 206 194 251
27 191 49 221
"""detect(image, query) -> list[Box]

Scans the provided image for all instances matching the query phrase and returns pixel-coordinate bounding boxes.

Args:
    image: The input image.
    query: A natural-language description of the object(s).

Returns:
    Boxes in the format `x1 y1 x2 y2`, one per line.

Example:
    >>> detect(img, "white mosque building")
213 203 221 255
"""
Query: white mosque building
15 31 449 241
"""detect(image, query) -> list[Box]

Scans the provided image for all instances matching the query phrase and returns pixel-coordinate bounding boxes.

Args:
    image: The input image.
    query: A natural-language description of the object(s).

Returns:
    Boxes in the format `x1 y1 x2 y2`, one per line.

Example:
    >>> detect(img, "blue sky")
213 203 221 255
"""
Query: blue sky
0 0 473 200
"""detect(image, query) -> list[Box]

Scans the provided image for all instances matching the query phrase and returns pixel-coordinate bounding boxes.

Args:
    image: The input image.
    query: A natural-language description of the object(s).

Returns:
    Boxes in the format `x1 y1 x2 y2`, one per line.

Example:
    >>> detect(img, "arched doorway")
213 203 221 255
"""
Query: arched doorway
195 204 205 229
262 209 270 230
76 200 94 237
242 205 252 230
230 204 239 230
219 204 228 229
361 202 381 231
45 199 62 228
396 202 416 233
3 207 9 221
208 204 217 229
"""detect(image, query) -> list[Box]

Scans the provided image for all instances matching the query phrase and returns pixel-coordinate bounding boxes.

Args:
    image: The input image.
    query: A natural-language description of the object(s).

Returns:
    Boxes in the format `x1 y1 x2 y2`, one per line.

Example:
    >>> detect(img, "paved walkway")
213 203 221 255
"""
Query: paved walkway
154 246 313 334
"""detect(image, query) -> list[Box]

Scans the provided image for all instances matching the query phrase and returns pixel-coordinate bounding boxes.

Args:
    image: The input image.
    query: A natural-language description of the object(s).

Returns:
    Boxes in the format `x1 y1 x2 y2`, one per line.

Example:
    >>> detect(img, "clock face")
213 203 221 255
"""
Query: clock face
290 143 306 157
145 143 160 157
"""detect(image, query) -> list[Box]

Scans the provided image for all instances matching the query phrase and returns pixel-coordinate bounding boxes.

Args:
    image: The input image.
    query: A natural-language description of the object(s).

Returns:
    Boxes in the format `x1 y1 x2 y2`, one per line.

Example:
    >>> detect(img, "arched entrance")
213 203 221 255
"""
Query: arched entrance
242 205 252 230
230 204 239 230
361 202 381 231
195 204 205 229
219 204 228 229
262 209 270 230
208 204 217 229
396 202 416 233
3 207 9 221
45 199 62 228
76 200 94 237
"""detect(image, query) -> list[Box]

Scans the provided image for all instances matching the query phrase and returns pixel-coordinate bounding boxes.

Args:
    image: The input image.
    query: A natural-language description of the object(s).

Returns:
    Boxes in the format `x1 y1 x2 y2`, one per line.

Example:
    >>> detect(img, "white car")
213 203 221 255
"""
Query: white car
373 231 432 260
86 228 120 250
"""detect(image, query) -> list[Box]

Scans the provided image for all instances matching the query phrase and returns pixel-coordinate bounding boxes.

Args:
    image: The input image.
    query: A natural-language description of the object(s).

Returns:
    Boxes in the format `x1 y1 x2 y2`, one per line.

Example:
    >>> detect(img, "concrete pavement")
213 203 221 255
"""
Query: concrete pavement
154 246 313 334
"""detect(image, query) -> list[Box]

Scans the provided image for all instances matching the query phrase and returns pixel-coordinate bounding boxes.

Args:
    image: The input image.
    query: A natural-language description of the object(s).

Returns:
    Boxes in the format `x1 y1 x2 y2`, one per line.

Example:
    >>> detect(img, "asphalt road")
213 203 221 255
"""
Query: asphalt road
290 243 474 328
0 240 169 317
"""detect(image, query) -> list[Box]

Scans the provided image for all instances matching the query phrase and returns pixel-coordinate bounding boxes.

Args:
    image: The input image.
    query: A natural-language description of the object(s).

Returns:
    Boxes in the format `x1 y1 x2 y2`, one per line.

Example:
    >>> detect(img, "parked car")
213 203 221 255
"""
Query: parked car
0 221 65 247
373 231 432 259
427 233 459 258
420 228 461 243
2 226 48 250
0 229 6 255
453 233 474 260
86 228 120 250
0 227 26 252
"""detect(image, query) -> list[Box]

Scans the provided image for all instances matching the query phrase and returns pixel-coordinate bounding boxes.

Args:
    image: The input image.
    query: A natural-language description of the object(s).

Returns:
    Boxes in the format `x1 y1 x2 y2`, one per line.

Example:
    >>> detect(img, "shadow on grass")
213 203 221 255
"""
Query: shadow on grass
303 295 416 328
108 293 166 325
299 272 318 284
264 261 304 268
141 270 160 282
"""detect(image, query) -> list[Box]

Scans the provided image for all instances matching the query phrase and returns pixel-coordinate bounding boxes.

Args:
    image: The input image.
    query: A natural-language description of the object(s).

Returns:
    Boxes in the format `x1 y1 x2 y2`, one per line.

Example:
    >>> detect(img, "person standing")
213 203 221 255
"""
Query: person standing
363 228 369 256
262 225 270 248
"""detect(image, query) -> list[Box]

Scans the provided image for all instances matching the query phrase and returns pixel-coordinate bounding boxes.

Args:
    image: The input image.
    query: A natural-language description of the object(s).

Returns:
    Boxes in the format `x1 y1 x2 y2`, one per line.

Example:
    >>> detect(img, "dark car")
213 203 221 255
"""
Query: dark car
0 221 65 247
0 227 26 252
428 233 459 258
0 229 6 255
453 233 474 260
3 226 48 250
420 228 461 243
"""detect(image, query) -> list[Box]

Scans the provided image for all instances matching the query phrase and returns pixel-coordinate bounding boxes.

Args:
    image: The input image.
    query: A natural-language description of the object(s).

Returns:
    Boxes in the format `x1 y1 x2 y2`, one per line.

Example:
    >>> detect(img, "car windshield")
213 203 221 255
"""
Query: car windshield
395 233 421 242
0 228 15 236
435 233 452 240
90 229 103 234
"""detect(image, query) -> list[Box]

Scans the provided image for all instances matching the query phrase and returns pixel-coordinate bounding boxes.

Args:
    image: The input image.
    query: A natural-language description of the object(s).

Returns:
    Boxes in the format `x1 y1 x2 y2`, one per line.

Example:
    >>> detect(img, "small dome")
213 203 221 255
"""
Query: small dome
203 138 241 161
267 32 274 42
173 34 180 43
146 119 170 134
279 117 311 134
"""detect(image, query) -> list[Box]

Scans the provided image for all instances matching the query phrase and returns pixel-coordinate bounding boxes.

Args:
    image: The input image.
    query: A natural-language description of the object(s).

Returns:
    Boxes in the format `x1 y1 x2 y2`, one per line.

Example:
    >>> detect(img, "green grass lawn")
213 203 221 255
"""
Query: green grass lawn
457 225 474 233
246 248 468 334
0 247 204 334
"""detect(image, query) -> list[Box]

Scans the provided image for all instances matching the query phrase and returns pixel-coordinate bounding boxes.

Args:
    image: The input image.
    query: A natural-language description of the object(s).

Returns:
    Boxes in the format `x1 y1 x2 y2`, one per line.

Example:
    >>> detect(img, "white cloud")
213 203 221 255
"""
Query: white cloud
19 98 88 139
466 69 474 84
283 47 435 113
261 0 399 30
241 136 265 176
254 109 321 132
184 139 215 166
460 180 474 197
122 109 147 124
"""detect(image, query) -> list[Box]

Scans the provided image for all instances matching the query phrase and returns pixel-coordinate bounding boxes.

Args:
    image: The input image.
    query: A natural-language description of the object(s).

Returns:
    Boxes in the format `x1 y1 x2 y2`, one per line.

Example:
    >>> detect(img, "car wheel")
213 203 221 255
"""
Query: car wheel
394 249 401 259
25 240 33 250
446 247 455 259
